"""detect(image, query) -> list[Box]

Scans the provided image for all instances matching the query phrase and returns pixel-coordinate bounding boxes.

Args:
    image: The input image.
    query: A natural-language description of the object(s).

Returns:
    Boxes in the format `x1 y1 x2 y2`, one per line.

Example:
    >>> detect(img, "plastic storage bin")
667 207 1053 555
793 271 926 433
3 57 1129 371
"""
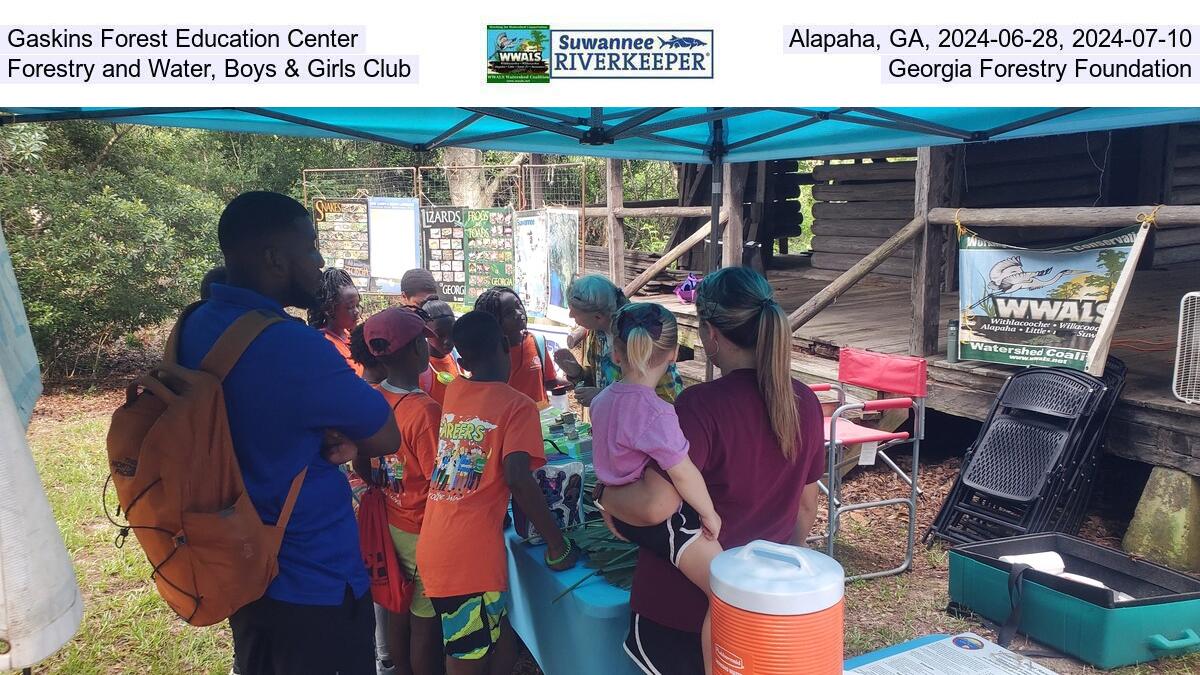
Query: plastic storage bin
948 533 1200 669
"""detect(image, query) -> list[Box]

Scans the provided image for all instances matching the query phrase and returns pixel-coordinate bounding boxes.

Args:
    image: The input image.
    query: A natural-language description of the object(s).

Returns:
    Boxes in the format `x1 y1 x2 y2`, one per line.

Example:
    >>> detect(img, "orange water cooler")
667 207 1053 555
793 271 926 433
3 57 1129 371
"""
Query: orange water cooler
710 540 845 675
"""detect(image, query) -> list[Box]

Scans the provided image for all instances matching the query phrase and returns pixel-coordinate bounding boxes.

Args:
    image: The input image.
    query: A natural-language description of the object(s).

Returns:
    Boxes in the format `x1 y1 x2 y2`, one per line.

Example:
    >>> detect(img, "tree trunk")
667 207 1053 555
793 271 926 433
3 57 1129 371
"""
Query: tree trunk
444 147 490 208
442 147 530 208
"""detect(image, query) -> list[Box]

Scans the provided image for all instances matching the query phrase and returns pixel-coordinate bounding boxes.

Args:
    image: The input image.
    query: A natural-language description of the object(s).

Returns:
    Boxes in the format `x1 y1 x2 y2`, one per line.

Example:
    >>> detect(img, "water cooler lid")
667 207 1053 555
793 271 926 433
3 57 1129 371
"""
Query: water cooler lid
710 540 845 616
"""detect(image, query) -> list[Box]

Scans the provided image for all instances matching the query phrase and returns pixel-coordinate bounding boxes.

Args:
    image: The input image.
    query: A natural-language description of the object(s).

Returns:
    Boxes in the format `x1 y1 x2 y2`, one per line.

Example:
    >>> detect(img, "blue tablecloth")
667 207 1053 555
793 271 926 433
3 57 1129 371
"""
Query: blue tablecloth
843 634 949 670
507 517 949 675
506 527 641 675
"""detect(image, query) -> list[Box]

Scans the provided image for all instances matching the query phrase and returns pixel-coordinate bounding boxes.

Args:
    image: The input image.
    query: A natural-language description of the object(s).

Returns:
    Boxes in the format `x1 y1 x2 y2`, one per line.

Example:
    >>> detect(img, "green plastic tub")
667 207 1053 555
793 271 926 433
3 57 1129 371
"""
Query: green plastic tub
948 533 1200 669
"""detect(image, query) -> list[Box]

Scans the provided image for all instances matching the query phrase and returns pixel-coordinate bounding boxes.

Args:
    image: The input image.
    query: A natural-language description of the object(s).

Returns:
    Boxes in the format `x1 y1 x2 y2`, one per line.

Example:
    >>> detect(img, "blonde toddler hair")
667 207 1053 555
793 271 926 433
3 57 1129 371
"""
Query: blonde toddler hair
610 303 678 375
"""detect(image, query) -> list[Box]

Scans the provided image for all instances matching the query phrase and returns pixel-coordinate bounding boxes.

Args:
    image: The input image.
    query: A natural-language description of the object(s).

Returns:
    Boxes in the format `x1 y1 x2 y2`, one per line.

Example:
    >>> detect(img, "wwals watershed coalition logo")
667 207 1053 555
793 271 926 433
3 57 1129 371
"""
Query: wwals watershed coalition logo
487 25 551 83
486 26 713 81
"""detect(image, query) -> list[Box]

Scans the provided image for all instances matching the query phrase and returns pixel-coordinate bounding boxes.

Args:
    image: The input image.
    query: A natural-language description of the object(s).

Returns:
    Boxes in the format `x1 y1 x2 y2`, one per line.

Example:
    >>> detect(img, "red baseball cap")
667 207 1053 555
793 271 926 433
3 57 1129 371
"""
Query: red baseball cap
363 308 437 356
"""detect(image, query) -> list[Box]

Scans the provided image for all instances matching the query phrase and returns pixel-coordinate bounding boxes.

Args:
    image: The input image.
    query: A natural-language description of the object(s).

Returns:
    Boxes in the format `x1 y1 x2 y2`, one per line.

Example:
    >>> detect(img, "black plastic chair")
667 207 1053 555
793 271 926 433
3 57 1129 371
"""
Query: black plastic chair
926 360 1123 546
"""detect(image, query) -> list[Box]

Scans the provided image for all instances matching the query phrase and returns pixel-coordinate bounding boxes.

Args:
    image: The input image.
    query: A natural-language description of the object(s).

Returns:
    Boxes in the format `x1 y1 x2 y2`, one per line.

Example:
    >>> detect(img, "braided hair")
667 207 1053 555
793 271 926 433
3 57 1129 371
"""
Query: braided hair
348 323 379 371
308 268 355 329
419 297 455 322
473 286 523 323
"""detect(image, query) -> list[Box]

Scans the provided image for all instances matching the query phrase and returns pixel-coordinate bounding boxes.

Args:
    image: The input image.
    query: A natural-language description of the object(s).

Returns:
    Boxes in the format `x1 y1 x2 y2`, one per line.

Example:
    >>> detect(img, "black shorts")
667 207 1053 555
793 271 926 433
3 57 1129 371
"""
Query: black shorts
614 501 704 567
623 612 704 675
230 586 375 675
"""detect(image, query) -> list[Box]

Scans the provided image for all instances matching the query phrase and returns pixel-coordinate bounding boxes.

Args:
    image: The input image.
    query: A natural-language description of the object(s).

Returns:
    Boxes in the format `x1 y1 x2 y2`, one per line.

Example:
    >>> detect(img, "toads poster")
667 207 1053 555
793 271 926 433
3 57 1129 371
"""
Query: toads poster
958 224 1147 372
463 207 515 305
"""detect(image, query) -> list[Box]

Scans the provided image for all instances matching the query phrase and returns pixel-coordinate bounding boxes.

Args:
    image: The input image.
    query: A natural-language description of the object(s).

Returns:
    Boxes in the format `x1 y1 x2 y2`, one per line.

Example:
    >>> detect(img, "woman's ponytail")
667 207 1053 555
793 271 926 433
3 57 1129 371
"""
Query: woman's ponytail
696 267 801 461
755 301 799 459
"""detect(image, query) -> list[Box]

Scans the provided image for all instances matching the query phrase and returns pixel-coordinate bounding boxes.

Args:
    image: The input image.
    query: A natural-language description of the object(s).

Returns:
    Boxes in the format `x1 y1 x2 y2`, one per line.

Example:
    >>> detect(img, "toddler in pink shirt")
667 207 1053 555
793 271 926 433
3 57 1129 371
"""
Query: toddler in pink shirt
589 302 722 673
591 381 690 486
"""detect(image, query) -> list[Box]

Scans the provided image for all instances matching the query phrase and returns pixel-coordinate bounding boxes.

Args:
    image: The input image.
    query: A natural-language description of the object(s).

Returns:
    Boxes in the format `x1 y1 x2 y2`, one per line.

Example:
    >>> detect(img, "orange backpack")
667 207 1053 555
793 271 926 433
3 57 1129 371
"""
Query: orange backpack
105 305 306 626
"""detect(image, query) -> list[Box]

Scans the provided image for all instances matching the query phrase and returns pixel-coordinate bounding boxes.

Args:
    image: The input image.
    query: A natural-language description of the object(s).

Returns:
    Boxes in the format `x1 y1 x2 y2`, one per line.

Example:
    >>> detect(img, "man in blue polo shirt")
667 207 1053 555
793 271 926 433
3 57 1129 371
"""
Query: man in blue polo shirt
179 191 400 675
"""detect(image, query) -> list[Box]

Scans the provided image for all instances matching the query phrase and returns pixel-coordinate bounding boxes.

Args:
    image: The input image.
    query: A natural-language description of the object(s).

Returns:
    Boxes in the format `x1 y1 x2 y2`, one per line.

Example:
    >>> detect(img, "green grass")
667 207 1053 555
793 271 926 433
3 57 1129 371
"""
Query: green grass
14 411 231 674
11 402 1200 674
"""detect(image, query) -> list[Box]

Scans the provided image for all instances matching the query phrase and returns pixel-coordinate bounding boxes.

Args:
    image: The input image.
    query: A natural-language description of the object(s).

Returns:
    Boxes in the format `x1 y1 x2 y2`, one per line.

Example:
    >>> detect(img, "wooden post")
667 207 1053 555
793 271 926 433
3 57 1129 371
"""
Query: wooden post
722 163 749 268
1085 222 1153 375
606 159 625 285
613 206 715 218
927 205 1200 228
788 217 925 330
622 211 728 297
910 147 958 356
1164 125 1180 205
746 161 769 273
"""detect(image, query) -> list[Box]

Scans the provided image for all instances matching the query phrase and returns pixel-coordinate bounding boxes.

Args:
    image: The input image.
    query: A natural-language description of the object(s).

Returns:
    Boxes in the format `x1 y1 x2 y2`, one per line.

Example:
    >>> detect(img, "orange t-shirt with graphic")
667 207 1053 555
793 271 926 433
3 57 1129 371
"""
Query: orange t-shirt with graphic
372 383 442 534
507 333 556 406
323 329 363 377
420 352 462 406
416 378 546 598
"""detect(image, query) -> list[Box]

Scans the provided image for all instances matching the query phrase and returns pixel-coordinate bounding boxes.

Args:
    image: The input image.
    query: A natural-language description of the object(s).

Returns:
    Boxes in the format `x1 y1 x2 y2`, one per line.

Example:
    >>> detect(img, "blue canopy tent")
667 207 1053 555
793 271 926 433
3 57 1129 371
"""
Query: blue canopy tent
6 106 1200 274
5 107 1200 163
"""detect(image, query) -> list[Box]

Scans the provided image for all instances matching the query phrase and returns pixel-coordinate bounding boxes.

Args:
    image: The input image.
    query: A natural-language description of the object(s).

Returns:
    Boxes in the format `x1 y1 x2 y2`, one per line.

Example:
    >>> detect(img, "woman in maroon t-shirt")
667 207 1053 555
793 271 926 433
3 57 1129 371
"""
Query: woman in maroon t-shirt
597 266 825 675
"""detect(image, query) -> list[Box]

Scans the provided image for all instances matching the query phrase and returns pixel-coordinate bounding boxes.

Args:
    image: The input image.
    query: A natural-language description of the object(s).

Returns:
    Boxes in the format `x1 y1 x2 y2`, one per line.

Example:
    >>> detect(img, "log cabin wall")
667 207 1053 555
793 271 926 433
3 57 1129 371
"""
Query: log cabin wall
1162 123 1200 265
959 133 1112 251
805 125 1199 284
582 244 701 295
809 157 918 278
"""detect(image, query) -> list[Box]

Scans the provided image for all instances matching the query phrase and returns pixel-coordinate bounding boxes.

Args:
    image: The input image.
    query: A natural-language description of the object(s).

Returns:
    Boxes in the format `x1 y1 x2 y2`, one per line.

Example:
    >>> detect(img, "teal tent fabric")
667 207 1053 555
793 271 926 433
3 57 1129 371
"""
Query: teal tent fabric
0 223 41 427
5 107 1200 163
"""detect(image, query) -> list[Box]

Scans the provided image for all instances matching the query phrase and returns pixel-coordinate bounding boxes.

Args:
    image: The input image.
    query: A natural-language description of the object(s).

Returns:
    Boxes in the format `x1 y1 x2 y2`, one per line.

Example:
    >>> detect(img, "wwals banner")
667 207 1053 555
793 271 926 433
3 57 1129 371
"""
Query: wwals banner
958 223 1148 373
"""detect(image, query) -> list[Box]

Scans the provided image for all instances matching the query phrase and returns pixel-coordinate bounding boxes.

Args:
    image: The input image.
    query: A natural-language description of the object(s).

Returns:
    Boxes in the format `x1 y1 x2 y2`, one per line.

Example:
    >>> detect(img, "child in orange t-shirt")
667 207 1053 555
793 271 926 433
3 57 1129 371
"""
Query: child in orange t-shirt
416 311 578 673
350 308 443 675
310 267 364 376
473 286 561 406
416 298 461 405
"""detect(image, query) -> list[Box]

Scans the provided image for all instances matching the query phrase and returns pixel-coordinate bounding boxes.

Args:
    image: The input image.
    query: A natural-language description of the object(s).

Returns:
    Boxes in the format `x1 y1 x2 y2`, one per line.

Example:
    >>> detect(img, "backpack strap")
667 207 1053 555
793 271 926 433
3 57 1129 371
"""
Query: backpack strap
200 310 285 381
163 301 207 366
275 468 308 532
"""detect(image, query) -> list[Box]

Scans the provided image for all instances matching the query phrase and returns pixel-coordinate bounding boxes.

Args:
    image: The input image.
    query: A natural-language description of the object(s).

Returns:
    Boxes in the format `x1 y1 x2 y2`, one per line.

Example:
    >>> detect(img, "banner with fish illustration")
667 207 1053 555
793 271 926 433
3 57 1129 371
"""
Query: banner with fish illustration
958 223 1149 373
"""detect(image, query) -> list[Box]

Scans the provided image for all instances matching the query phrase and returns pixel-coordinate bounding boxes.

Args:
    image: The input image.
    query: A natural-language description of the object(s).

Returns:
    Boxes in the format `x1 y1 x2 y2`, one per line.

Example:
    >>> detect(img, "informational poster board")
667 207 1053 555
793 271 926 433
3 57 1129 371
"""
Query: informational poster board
546 207 581 311
421 206 467 303
314 198 370 291
844 633 1056 674
367 197 422 293
463 207 515 304
514 210 549 317
958 224 1148 373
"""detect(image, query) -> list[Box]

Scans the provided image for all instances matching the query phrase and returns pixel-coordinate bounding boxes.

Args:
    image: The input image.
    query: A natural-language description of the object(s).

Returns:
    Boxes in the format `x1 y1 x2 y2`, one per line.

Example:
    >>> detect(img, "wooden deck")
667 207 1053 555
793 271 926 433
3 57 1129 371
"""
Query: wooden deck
645 261 1200 476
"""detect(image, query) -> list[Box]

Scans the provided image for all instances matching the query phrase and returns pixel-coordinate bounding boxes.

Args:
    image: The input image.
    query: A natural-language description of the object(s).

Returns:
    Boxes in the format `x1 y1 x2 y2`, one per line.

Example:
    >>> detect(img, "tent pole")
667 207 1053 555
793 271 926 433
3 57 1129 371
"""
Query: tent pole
706 137 725 381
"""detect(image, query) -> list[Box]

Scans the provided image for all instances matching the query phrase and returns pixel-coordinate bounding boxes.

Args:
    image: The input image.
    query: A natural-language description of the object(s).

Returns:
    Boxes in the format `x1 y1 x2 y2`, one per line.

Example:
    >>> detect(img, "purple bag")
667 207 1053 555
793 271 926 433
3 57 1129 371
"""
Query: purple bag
675 273 701 304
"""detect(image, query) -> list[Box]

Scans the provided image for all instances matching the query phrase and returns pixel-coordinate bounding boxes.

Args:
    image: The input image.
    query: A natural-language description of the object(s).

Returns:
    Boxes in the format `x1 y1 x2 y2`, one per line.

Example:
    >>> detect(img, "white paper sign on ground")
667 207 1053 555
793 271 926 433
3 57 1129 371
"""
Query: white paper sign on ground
845 633 1058 675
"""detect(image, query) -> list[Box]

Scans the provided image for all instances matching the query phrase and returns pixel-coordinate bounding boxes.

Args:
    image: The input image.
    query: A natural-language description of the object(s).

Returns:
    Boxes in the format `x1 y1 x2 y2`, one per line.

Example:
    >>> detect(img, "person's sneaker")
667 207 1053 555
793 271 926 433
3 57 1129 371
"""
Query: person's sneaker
377 659 395 675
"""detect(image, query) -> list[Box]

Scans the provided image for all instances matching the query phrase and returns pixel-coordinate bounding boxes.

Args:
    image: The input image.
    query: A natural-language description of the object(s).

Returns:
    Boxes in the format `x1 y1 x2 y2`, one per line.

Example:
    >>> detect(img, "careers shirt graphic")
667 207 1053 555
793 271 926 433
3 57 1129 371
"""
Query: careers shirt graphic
417 379 545 597
430 413 498 501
